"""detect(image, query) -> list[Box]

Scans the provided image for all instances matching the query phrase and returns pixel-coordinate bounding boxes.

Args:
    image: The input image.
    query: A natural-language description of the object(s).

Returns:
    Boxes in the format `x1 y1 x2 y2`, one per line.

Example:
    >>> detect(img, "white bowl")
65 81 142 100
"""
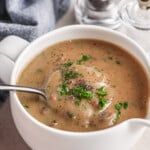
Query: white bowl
0 25 149 150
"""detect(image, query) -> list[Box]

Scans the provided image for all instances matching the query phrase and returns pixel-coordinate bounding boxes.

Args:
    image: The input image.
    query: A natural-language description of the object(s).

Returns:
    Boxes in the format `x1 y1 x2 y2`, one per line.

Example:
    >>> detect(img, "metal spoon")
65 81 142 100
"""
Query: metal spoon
0 84 47 100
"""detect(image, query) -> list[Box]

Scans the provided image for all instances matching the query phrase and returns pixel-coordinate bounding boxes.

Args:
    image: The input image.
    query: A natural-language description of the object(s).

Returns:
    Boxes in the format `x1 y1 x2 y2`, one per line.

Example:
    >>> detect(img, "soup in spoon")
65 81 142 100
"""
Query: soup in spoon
17 39 149 132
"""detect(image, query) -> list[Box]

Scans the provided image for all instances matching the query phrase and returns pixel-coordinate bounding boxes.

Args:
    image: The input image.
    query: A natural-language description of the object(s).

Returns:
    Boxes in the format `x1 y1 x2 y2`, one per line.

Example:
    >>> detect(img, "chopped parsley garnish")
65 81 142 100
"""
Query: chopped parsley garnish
96 86 108 109
96 86 107 97
115 102 128 111
77 54 92 64
99 98 108 109
123 102 128 109
71 85 93 100
62 60 81 81
58 83 69 96
114 102 128 122
57 83 93 104
63 61 73 68
64 70 82 80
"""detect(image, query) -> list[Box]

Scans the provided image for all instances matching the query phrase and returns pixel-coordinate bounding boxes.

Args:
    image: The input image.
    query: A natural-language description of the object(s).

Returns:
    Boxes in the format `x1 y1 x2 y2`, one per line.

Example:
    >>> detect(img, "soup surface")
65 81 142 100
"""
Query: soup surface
18 39 148 132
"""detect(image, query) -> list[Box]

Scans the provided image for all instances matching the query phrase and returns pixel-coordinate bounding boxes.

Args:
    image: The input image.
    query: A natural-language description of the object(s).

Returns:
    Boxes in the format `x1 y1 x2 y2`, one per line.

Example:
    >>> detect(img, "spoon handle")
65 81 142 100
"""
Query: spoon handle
0 84 46 99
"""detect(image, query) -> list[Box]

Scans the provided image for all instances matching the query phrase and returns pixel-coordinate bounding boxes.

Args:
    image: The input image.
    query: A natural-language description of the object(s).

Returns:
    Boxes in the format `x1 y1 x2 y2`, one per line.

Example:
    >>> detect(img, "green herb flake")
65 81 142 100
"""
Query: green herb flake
99 98 108 109
115 102 123 111
123 102 128 109
58 83 69 96
71 85 93 100
114 102 128 122
77 54 92 64
96 86 107 97
115 102 128 111
63 61 73 68
64 70 82 80
96 86 108 109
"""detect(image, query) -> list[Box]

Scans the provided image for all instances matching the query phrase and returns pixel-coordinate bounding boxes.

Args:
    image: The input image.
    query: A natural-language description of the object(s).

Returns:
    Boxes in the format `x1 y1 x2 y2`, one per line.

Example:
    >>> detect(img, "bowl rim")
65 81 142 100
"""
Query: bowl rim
10 25 150 136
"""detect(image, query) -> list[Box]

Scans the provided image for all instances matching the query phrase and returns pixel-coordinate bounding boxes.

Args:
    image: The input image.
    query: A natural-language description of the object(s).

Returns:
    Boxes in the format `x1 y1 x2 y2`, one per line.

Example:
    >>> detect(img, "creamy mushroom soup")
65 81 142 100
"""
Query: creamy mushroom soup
17 39 149 132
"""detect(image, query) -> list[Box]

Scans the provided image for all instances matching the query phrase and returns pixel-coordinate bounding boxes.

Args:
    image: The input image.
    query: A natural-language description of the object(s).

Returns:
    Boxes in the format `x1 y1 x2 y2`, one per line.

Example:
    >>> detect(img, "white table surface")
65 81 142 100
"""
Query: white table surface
0 1 150 150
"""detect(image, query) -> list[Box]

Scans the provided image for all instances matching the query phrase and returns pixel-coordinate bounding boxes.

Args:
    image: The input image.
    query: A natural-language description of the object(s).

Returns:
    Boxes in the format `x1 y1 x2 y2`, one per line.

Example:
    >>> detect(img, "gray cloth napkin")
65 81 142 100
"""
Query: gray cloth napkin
0 0 70 103
0 0 70 41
